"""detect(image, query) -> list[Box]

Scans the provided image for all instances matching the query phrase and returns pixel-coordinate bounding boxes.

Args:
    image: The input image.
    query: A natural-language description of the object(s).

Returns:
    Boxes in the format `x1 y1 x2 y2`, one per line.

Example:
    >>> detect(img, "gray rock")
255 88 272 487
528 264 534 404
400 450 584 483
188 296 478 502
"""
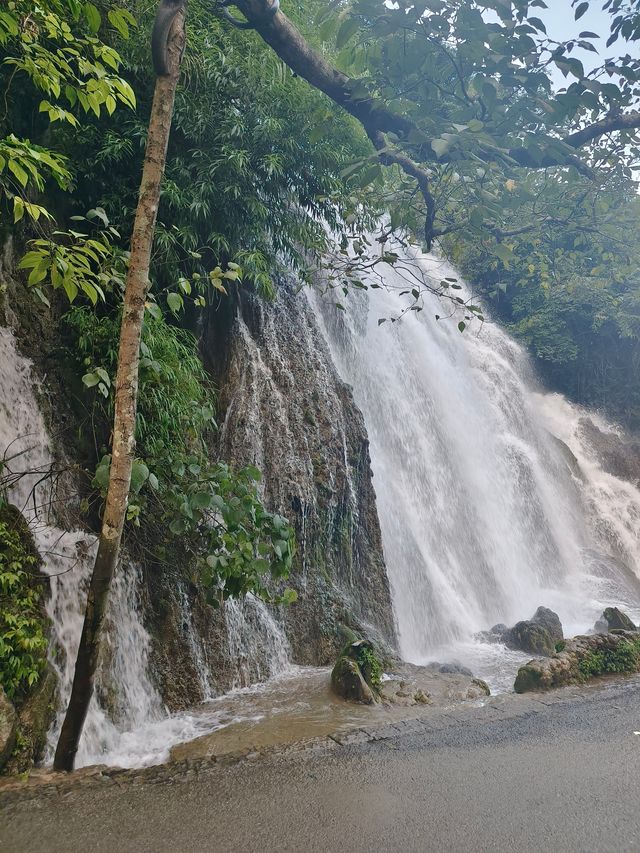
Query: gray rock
0 686 17 770
602 607 636 632
507 620 555 657
437 663 474 676
531 607 563 643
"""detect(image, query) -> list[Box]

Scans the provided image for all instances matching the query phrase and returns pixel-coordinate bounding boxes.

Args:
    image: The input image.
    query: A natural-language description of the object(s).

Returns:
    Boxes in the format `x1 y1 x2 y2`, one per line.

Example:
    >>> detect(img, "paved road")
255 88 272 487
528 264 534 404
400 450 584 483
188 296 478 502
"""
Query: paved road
3 677 640 853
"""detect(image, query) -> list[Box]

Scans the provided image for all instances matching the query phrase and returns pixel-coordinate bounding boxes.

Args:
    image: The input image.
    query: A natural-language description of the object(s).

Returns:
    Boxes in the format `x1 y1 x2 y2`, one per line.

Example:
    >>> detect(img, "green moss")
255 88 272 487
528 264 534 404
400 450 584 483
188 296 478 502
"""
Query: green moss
514 664 543 694
554 640 566 653
578 640 640 680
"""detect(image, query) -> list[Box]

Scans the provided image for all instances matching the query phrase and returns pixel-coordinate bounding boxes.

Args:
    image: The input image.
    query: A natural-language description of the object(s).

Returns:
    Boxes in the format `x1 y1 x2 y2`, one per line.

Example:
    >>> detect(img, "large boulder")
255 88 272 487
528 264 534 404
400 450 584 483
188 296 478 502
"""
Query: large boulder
330 639 381 704
331 656 376 704
531 607 563 644
602 607 636 632
0 687 17 771
508 621 556 656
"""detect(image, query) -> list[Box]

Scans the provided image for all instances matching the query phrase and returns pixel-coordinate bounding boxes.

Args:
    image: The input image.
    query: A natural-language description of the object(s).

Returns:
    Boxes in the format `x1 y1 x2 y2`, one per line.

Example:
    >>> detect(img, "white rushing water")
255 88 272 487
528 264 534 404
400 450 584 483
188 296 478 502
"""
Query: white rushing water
311 245 640 691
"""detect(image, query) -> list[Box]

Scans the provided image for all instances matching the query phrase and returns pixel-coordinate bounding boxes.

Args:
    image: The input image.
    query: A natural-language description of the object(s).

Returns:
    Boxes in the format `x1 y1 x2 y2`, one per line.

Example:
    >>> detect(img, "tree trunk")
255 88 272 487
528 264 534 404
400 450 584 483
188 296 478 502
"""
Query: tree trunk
53 11 185 772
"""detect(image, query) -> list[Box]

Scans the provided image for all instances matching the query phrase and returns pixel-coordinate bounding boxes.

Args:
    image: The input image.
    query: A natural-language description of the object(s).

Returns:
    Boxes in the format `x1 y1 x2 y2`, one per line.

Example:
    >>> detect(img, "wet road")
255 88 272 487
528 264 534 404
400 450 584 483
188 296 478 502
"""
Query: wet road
3 677 640 853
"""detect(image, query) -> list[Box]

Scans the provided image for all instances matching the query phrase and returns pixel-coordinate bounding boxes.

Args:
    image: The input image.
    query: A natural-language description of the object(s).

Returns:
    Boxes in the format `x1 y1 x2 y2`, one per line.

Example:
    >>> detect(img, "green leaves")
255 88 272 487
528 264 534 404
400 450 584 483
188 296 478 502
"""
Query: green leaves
18 213 123 306
0 511 48 700
167 292 184 314
82 366 111 397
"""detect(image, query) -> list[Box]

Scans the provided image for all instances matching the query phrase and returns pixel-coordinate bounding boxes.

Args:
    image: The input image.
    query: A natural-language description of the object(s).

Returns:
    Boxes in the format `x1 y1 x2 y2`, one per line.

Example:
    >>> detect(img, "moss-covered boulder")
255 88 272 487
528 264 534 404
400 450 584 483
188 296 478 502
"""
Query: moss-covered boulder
331 657 376 704
330 639 382 704
531 607 563 644
602 607 636 632
508 621 556 656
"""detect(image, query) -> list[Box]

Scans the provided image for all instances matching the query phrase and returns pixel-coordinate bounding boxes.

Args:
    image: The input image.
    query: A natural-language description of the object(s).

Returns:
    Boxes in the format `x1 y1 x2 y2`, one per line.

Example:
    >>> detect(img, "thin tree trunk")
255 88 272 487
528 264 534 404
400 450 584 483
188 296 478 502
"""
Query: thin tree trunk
53 11 185 772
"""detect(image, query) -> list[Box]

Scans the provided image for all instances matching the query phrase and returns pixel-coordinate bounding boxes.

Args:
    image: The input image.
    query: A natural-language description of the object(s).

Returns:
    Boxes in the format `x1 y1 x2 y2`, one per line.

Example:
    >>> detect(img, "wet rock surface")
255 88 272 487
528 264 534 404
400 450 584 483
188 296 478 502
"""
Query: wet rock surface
578 418 640 487
205 280 396 670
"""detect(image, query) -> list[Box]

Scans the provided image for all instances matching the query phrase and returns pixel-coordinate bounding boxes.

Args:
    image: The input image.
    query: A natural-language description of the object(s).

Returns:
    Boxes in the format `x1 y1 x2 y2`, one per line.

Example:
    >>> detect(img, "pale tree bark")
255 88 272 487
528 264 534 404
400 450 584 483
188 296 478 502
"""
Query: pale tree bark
53 10 186 772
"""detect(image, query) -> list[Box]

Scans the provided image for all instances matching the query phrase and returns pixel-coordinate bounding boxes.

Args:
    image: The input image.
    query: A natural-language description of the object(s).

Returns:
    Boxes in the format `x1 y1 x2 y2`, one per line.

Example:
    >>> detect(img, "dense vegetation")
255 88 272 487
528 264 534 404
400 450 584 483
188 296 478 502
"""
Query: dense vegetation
446 184 640 426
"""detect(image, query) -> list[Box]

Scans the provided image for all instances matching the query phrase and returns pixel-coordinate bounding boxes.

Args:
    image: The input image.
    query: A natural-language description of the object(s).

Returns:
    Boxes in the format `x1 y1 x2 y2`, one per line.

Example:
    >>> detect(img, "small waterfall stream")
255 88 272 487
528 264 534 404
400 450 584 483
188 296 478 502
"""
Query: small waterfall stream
0 326 291 768
311 246 640 687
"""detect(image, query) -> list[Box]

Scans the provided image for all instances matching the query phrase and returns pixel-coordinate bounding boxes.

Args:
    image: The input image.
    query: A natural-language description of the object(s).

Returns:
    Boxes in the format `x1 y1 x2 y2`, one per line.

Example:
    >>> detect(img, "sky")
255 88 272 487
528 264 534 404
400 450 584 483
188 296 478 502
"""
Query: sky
541 2 612 45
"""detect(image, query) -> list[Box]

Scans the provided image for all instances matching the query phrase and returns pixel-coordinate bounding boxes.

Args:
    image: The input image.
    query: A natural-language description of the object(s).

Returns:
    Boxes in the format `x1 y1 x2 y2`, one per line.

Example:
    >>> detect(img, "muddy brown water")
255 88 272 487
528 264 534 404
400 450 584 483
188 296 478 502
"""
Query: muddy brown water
169 665 489 762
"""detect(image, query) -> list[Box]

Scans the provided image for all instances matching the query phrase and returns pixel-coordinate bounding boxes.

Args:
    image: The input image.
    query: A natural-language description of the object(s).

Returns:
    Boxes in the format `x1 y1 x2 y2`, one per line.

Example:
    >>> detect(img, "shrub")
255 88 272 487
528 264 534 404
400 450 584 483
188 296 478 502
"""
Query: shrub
358 645 383 690
0 507 47 700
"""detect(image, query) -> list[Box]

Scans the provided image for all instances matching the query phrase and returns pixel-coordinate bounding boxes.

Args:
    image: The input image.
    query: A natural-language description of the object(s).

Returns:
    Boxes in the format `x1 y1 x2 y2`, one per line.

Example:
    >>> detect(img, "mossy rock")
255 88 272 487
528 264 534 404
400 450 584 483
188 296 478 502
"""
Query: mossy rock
508 621 555 657
0 687 16 771
514 664 544 694
531 607 563 644
331 656 376 704
331 639 383 704
602 607 636 632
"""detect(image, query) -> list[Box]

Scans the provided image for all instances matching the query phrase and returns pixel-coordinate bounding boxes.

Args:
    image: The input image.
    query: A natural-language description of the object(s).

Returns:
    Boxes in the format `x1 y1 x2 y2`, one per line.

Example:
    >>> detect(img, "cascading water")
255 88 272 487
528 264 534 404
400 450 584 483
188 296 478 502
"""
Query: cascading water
0 326 167 767
311 245 640 689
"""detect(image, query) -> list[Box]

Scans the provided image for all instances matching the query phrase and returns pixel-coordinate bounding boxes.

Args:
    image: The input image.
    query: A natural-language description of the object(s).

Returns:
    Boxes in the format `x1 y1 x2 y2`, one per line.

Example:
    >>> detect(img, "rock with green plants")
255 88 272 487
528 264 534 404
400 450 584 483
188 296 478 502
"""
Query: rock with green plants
514 628 640 694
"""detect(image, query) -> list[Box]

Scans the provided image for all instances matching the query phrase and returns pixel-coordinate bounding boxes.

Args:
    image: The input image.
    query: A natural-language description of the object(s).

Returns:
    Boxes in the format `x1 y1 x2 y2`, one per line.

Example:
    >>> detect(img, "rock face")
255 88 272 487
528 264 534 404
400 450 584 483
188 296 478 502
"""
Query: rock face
514 630 640 693
579 418 640 488
204 279 396 668
0 687 17 771
601 607 636 632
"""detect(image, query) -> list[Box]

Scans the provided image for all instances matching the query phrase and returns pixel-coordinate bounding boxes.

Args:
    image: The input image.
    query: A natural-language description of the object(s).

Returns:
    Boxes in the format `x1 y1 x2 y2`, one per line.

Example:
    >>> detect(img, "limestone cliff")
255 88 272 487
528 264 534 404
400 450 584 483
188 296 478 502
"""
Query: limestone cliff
203 278 396 666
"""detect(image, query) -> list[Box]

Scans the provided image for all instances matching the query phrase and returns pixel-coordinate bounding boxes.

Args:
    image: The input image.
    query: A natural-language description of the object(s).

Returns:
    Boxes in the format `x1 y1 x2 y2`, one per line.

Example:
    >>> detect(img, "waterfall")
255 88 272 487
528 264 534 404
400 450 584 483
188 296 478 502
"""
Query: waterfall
0 326 167 767
311 246 640 681
225 595 292 689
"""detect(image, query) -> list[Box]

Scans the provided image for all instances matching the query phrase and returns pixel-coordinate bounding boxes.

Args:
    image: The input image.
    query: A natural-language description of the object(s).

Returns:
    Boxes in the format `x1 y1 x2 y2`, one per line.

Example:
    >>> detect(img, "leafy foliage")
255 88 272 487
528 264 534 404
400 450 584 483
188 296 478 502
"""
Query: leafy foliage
446 181 640 426
65 306 296 604
0 507 47 700
357 643 383 689
0 0 135 225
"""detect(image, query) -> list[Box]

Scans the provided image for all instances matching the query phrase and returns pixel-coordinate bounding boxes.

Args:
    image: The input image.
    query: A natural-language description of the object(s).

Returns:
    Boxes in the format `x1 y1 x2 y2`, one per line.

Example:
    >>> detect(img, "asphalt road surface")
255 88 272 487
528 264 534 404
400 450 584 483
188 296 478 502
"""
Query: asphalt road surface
3 676 640 853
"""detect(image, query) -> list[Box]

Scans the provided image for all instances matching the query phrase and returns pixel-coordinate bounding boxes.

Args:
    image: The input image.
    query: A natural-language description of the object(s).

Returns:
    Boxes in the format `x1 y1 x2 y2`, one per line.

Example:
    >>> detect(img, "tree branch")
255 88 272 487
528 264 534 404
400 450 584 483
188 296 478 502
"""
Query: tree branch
564 111 640 148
